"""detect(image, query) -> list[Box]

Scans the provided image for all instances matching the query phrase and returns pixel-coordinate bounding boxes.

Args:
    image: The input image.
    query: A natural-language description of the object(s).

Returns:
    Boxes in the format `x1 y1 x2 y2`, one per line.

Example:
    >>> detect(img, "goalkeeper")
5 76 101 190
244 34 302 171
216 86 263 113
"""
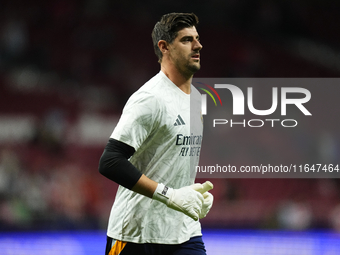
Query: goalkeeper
99 12 213 255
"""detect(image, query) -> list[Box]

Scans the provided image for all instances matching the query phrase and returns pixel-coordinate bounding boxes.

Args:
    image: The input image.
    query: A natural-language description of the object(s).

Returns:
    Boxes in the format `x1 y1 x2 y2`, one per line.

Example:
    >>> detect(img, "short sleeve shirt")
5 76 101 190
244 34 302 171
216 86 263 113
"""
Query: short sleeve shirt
107 71 203 244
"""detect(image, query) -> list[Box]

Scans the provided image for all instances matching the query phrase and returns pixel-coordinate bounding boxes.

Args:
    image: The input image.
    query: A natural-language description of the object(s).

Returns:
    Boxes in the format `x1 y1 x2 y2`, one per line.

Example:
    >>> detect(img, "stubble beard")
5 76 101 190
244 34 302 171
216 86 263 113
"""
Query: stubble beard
175 55 201 79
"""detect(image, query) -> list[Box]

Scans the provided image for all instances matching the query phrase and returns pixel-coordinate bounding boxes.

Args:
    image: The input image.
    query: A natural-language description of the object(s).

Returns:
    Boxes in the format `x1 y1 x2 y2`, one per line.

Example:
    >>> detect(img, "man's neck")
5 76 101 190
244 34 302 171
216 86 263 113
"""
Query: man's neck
161 65 192 94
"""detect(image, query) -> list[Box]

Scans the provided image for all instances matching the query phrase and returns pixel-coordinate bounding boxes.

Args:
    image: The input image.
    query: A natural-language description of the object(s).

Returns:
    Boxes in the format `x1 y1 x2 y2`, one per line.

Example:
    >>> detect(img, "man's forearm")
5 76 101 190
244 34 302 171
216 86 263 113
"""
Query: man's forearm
98 138 142 190
131 174 158 198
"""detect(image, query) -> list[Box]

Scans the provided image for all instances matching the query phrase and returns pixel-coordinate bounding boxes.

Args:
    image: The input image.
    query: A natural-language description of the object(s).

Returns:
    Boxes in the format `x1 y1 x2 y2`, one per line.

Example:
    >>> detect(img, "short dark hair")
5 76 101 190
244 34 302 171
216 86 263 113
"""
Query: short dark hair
152 13 199 63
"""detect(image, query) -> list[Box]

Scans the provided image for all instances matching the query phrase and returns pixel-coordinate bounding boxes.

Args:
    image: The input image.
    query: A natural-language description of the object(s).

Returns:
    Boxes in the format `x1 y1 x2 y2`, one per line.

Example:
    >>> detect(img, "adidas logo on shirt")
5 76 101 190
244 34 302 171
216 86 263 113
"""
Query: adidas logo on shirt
174 115 185 126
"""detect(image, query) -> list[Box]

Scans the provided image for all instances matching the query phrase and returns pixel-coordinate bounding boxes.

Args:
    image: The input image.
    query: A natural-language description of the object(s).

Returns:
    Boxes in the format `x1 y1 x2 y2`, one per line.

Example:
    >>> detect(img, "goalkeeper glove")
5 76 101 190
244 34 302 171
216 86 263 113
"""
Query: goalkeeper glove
152 183 204 221
191 183 214 219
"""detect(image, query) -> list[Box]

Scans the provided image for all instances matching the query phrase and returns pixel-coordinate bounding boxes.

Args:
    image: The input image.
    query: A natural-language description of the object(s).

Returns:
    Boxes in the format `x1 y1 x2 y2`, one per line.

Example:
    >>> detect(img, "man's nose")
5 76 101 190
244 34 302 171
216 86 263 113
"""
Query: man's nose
194 39 203 51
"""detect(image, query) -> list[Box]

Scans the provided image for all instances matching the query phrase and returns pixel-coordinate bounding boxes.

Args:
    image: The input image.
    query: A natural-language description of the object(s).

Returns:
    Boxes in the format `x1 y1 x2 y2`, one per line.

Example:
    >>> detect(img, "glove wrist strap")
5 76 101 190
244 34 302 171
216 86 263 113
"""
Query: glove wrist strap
152 183 173 204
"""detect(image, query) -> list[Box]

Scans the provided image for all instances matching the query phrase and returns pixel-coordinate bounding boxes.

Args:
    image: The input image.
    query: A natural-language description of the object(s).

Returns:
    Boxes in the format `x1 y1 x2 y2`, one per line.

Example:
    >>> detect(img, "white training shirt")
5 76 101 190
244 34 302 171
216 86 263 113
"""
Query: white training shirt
107 71 203 244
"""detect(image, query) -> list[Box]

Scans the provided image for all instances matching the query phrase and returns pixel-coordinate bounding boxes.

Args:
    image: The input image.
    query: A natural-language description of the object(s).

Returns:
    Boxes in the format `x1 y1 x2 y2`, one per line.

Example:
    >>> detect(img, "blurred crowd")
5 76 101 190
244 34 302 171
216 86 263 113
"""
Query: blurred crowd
0 147 104 230
0 0 340 231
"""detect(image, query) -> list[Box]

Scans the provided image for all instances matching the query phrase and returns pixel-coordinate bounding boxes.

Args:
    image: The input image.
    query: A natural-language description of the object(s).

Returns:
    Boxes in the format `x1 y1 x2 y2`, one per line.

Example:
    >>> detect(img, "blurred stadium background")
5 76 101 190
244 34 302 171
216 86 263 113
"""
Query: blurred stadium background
0 0 340 254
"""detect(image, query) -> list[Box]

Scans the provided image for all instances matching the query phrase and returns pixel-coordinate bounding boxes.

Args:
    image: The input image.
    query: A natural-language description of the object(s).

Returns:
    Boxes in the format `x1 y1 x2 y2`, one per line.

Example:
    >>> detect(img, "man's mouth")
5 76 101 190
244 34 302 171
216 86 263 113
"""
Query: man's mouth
191 54 200 60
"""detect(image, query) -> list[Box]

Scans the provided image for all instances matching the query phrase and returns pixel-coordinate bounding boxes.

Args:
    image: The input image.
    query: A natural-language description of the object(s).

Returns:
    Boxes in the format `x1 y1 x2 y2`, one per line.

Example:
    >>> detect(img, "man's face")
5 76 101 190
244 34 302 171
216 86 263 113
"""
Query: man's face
168 26 203 77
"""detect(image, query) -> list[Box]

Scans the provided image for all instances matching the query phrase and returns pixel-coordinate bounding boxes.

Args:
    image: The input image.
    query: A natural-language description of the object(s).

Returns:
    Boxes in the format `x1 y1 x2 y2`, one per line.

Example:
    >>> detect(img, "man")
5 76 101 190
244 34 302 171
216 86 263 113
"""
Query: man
99 13 213 255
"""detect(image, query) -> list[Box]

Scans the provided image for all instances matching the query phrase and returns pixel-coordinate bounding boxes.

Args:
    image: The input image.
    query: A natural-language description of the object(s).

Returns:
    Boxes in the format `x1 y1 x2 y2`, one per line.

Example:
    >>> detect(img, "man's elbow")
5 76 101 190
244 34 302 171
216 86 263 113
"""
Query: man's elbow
98 152 110 176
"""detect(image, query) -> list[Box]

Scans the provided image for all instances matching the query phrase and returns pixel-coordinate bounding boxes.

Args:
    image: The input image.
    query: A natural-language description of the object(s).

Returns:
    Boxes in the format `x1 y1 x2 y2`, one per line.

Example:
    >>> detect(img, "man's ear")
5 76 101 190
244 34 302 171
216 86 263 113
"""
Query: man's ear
158 40 169 55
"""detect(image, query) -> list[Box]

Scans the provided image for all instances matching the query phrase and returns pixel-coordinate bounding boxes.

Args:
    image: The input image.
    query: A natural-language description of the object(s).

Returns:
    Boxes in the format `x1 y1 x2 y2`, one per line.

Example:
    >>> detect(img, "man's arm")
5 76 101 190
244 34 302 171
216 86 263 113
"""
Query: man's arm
99 138 146 191
131 174 158 198
98 138 158 197
98 138 204 220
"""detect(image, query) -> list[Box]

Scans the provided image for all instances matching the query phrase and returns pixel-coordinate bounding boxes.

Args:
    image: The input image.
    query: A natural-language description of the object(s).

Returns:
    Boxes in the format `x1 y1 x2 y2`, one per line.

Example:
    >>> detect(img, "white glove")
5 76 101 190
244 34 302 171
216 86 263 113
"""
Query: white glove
191 182 214 219
152 183 204 221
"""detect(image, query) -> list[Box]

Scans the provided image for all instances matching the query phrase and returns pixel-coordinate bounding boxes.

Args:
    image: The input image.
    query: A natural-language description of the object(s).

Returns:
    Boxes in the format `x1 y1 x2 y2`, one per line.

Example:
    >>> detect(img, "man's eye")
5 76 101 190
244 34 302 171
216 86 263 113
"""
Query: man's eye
182 38 192 42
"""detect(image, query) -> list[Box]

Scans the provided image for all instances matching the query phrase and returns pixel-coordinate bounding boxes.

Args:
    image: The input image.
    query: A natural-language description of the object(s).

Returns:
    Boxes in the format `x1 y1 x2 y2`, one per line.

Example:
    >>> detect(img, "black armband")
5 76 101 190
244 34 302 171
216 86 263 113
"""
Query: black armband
98 138 142 190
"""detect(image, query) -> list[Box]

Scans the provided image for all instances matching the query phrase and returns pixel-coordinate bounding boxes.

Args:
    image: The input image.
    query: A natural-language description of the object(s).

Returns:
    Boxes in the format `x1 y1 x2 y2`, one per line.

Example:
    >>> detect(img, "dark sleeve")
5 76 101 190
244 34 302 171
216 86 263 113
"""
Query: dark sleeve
98 138 142 190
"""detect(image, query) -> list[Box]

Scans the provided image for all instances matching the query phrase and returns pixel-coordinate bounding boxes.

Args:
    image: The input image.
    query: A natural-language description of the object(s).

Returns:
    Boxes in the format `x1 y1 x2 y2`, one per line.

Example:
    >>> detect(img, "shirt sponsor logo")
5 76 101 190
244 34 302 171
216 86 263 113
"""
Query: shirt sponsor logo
176 133 203 157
